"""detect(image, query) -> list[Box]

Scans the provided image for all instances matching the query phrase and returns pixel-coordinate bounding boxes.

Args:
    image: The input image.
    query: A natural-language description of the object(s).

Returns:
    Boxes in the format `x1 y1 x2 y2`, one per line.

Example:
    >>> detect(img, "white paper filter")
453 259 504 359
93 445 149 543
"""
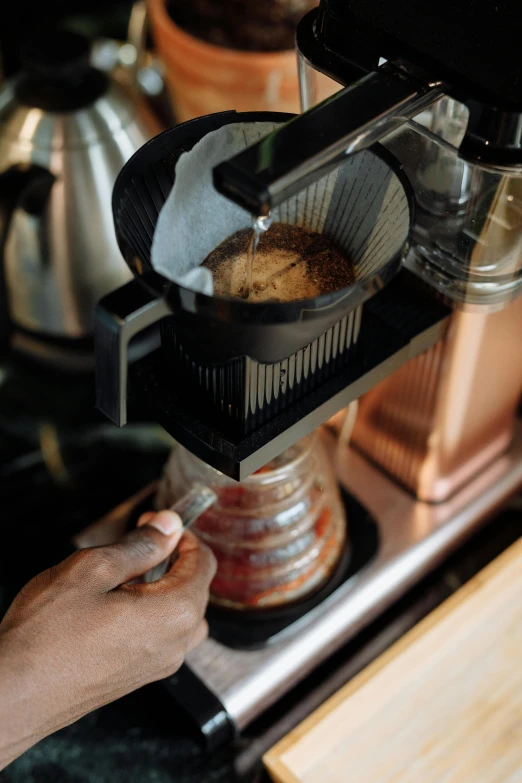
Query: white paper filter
151 122 410 295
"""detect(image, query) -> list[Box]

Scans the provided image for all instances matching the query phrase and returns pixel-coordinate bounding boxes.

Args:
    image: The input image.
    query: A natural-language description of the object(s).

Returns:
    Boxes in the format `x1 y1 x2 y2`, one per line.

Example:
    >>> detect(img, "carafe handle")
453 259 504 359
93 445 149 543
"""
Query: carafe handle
142 482 218 583
0 163 55 353
95 278 171 427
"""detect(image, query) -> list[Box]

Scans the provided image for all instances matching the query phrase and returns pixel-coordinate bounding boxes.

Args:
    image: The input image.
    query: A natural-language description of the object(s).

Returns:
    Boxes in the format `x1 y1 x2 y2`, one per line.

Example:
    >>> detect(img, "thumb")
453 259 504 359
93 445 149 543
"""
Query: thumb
94 511 183 589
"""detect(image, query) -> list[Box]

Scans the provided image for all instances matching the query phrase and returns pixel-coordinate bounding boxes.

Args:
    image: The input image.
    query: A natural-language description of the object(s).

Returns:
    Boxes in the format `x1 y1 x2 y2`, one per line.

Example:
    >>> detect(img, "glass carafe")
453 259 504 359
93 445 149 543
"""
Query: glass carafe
155 434 347 610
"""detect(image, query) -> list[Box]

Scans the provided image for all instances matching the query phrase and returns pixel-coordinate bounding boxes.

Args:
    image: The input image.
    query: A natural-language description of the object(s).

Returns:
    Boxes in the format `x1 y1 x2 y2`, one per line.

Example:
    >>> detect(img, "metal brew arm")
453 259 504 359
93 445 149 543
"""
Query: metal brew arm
213 63 443 215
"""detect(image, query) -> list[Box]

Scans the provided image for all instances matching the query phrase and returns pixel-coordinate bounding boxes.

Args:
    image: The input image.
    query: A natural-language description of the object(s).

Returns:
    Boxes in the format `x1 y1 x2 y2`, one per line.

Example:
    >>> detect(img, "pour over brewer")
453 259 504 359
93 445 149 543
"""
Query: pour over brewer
95 111 441 480
93 0 522 746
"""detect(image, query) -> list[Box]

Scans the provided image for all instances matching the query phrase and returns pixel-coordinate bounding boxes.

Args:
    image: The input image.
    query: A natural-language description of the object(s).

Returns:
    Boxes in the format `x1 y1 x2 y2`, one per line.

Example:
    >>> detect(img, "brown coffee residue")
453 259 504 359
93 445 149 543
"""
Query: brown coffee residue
202 222 356 303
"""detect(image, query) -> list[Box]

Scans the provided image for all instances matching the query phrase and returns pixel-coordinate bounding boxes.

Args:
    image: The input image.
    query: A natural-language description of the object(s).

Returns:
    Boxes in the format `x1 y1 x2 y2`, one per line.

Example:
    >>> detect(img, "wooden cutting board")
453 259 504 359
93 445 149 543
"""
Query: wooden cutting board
264 536 522 783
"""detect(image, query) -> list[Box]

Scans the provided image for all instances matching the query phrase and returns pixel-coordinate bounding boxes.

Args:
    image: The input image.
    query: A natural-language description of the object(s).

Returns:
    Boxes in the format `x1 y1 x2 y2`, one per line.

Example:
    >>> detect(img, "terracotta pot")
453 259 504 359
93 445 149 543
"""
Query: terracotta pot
148 0 333 121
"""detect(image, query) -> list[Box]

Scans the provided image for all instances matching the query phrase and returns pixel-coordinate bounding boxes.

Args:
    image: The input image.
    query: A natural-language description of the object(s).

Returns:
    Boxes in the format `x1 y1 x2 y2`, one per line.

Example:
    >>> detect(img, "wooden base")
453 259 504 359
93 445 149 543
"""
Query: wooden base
265 534 522 783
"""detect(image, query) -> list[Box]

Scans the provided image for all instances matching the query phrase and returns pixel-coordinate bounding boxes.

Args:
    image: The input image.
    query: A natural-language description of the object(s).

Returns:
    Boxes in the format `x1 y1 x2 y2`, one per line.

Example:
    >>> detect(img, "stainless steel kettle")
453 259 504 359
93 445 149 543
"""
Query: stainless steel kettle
0 29 160 367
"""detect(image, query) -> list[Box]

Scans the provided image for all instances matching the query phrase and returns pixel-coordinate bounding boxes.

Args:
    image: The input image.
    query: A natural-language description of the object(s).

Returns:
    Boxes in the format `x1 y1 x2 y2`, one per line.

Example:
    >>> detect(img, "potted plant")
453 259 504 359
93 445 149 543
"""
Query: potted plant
148 0 334 121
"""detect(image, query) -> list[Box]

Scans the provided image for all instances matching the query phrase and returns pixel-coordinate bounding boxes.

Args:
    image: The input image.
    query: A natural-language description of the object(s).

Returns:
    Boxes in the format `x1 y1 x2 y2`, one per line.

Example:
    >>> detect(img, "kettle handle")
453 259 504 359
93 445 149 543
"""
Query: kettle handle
0 163 55 352
95 278 171 427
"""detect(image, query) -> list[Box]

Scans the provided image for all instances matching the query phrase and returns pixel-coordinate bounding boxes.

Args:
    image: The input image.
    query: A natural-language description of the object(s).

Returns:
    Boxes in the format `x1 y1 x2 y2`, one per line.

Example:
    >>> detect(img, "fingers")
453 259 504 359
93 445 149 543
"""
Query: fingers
136 531 216 617
82 511 183 590
162 531 217 591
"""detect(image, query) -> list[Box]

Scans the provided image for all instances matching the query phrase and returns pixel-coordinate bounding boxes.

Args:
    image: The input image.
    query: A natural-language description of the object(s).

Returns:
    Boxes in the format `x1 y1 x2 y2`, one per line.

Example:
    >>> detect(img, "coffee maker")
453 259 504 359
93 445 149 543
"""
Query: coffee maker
94 0 522 746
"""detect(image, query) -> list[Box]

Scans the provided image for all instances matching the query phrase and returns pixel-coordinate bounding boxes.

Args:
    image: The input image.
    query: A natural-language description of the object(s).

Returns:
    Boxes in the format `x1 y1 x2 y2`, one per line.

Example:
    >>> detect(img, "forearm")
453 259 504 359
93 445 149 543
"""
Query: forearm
0 629 65 770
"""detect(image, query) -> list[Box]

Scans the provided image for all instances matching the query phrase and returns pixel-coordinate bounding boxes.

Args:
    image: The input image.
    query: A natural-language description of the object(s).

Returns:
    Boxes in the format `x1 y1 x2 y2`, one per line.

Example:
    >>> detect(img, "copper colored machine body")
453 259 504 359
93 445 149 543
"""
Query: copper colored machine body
351 297 522 503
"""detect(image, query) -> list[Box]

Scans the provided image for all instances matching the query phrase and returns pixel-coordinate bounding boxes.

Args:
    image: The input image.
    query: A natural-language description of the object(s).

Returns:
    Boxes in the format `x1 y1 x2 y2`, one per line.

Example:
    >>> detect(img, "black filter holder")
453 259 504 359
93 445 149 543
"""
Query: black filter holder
159 307 364 438
96 110 414 460
127 272 449 479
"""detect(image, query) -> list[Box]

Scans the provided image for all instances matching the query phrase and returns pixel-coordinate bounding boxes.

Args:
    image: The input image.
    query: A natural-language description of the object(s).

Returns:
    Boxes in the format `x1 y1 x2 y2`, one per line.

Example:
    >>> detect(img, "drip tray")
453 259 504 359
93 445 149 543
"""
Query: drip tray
206 488 379 649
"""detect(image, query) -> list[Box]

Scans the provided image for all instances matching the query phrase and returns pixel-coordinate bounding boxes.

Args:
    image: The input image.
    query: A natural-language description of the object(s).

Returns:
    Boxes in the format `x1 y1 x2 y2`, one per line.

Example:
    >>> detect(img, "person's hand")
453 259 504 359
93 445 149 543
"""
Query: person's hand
0 511 216 770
